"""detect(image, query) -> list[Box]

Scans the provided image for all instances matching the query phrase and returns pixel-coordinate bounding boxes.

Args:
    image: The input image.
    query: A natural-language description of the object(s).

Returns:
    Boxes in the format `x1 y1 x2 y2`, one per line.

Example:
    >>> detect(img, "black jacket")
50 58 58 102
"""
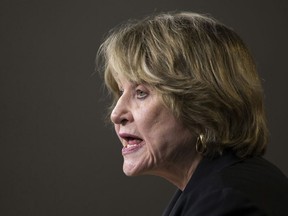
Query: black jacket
163 151 288 216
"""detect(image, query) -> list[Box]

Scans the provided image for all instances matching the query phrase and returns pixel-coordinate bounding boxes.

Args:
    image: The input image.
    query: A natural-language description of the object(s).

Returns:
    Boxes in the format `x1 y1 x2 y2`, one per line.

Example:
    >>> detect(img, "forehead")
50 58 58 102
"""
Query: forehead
113 71 131 87
105 34 154 86
108 61 144 87
110 67 135 89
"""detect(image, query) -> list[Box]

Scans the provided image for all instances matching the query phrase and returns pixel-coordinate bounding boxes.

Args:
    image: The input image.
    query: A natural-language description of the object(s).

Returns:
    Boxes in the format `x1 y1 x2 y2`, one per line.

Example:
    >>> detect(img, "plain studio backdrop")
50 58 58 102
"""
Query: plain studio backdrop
0 0 287 215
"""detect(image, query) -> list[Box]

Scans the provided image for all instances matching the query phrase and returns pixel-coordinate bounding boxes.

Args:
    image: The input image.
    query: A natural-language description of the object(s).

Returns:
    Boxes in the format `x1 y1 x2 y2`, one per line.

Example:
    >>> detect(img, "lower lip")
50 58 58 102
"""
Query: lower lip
122 143 143 155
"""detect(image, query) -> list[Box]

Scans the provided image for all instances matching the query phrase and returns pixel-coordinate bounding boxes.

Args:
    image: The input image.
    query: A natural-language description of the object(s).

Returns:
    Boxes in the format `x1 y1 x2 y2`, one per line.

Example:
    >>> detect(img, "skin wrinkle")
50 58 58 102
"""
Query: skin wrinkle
111 74 201 190
98 12 270 191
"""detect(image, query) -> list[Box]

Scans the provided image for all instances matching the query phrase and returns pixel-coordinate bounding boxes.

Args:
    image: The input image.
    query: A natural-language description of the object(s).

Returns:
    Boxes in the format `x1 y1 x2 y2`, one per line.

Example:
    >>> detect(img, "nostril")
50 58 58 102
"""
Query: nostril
120 118 128 125
110 110 129 125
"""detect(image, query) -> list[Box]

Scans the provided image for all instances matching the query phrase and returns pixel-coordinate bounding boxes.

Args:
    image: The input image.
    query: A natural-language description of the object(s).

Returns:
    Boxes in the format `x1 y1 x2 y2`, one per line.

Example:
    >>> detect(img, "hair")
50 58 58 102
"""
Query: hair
97 11 269 158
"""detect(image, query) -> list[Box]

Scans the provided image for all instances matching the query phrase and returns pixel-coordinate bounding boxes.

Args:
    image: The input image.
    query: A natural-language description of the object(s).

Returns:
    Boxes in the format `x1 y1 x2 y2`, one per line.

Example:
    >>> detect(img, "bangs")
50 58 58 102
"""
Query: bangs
102 22 165 96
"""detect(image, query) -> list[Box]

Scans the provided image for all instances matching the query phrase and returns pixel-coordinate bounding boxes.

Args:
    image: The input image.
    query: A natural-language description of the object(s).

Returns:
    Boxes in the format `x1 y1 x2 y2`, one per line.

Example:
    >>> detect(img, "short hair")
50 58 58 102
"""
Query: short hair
97 11 269 158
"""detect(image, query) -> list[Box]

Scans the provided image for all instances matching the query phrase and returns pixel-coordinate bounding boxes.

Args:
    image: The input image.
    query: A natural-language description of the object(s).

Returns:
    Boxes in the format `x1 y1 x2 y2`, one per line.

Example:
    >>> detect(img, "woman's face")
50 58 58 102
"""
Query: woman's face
110 74 196 177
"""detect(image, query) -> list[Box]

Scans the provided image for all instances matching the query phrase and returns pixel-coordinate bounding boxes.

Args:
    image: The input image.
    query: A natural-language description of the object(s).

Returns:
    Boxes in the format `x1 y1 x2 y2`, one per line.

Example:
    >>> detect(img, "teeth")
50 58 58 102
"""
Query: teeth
126 144 138 148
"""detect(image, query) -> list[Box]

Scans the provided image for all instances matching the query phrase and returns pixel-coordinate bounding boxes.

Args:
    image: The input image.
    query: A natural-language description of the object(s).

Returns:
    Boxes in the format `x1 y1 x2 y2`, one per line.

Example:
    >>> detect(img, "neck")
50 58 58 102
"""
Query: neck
149 152 203 191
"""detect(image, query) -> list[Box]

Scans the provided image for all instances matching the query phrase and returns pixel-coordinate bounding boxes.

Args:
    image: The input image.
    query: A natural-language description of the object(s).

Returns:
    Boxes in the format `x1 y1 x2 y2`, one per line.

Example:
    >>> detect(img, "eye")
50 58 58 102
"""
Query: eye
118 87 124 97
119 89 124 96
136 89 148 99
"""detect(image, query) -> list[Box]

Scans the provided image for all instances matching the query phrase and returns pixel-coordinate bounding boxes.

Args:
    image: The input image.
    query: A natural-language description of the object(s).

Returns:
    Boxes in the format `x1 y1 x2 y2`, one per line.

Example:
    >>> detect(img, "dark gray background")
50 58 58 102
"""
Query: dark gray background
0 0 287 215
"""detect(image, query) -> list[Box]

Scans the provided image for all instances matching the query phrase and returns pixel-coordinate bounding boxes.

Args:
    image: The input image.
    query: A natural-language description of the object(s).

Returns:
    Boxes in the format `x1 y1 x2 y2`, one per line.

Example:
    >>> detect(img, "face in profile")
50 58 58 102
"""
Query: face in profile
110 73 196 177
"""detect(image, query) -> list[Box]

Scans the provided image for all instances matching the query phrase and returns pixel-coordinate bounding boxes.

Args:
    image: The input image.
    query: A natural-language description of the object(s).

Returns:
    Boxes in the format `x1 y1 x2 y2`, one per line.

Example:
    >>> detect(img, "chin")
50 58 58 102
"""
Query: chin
123 165 140 176
122 161 148 176
123 170 136 176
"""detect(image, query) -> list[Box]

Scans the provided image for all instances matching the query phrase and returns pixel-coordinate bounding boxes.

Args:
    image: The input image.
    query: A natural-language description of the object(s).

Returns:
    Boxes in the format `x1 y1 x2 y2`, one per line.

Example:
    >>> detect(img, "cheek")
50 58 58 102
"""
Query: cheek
135 108 159 130
114 124 120 133
150 113 190 146
142 113 176 144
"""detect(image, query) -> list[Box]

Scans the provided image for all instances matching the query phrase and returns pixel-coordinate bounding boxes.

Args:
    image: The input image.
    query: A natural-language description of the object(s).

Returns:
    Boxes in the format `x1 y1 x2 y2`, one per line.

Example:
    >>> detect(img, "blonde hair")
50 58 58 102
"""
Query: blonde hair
98 11 269 158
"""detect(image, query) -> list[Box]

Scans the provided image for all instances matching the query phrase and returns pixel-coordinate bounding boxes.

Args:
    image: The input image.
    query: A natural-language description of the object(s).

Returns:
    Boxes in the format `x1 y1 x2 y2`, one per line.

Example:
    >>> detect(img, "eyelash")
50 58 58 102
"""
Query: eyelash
136 89 148 99
117 86 148 99
119 89 124 96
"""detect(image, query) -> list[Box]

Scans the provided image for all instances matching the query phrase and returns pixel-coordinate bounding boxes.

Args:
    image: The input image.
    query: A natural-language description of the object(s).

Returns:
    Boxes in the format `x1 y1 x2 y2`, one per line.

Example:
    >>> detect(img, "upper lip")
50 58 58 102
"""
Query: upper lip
118 133 143 142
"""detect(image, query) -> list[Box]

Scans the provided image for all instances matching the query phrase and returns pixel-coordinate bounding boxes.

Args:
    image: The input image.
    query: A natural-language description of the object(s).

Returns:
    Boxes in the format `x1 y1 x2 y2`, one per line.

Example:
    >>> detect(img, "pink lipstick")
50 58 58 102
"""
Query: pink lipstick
119 133 144 155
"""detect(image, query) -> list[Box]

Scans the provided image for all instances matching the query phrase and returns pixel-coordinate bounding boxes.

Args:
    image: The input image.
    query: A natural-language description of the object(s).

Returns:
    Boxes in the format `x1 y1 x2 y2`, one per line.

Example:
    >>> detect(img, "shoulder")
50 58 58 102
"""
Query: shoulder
164 153 288 216
219 156 288 215
179 156 288 216
220 157 288 199
179 186 267 216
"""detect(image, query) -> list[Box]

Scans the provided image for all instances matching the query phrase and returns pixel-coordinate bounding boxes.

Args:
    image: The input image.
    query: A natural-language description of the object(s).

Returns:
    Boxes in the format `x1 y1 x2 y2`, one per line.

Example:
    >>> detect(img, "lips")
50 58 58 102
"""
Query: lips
119 133 144 155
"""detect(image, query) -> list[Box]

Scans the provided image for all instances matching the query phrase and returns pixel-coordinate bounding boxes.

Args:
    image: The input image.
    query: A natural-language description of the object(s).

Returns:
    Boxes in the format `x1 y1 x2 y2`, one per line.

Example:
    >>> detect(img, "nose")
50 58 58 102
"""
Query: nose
110 96 133 125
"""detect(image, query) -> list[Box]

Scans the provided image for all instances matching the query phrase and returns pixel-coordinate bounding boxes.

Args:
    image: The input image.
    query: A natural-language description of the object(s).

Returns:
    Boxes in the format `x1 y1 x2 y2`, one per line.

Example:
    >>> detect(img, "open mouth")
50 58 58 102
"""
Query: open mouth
119 133 144 154
124 137 143 147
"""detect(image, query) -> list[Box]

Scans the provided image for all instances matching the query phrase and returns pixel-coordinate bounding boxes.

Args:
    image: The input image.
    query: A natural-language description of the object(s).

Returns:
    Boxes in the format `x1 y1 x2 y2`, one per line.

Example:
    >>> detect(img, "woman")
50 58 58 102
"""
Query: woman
98 11 288 215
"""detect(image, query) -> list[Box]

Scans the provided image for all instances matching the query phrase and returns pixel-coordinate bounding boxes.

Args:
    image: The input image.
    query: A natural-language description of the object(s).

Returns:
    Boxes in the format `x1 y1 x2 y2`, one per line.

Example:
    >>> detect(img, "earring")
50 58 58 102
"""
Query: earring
196 134 207 154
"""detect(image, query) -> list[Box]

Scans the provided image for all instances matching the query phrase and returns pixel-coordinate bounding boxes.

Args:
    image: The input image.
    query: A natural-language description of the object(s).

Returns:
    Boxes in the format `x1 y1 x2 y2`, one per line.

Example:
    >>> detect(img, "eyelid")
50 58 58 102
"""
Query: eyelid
115 88 123 99
135 86 149 99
